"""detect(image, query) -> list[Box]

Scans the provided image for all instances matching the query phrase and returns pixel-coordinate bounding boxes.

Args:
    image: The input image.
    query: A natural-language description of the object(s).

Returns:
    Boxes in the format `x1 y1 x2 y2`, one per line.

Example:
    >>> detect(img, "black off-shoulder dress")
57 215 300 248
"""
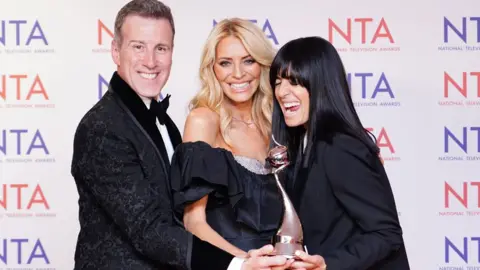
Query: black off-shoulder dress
170 141 283 251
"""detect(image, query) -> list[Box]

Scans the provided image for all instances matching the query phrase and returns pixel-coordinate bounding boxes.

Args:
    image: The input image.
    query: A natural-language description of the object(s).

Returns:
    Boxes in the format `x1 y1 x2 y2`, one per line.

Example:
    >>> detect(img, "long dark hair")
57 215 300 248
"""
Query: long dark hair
269 36 379 167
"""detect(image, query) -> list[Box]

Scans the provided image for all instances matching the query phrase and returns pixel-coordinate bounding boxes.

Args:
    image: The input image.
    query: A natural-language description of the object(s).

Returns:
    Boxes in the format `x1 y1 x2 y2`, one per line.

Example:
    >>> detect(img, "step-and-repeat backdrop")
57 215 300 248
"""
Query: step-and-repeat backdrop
1 0 479 269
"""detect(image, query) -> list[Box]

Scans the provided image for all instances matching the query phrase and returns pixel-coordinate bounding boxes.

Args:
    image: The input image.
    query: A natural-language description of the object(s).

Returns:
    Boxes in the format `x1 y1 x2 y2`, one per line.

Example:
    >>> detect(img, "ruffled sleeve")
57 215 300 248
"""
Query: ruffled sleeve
169 141 244 218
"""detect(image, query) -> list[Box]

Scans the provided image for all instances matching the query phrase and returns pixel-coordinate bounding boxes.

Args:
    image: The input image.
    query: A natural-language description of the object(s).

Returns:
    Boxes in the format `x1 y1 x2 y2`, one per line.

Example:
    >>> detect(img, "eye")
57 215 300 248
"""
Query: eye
156 46 169 53
244 58 256 64
289 79 298 86
219 61 230 67
132 44 144 51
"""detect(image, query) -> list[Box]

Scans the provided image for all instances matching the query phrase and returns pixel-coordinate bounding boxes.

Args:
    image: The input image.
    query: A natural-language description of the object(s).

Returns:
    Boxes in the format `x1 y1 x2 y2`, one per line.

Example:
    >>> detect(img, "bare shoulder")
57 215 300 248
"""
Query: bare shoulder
186 107 219 127
183 107 220 145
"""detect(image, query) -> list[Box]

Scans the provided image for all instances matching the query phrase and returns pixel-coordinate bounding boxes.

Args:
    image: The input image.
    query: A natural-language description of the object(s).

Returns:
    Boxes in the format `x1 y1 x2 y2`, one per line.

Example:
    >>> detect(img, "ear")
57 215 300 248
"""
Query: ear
111 39 120 66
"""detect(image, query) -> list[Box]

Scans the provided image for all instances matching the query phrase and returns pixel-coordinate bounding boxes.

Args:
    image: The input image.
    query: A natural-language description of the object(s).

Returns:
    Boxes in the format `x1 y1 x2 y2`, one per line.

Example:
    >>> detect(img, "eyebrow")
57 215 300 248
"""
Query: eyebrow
128 40 171 48
217 55 252 61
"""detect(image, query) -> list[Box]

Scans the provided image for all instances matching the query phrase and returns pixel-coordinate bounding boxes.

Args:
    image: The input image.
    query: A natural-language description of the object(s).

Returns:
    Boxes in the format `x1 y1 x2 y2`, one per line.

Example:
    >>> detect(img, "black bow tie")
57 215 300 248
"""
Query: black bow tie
150 94 170 125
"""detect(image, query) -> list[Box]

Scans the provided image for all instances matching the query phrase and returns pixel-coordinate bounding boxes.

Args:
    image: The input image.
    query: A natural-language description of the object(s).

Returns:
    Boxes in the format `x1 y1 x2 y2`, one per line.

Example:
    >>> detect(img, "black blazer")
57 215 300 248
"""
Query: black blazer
71 72 234 270
288 133 410 270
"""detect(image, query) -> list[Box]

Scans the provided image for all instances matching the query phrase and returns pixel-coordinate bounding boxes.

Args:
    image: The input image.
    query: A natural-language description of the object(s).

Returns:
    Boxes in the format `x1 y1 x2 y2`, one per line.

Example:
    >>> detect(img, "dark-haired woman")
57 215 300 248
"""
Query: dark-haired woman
269 36 410 270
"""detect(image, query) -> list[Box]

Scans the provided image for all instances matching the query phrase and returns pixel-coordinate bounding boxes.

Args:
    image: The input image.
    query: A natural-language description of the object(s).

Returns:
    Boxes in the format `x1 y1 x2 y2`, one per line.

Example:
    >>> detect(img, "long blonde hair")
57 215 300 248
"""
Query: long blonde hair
189 18 276 147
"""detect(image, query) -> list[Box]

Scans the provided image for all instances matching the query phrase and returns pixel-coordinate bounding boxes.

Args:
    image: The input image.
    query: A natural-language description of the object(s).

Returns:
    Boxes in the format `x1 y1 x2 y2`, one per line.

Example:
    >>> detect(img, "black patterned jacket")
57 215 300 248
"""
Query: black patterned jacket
70 72 234 270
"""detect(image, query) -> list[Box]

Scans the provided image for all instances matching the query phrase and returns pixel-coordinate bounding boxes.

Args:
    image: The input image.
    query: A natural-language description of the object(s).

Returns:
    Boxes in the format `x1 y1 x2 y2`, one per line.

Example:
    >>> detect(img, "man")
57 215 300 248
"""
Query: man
71 0 291 269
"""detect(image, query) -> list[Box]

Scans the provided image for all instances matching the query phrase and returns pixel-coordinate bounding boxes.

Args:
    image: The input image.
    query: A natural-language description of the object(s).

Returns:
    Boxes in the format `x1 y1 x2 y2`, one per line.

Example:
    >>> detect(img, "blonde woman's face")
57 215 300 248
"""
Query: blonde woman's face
213 36 262 104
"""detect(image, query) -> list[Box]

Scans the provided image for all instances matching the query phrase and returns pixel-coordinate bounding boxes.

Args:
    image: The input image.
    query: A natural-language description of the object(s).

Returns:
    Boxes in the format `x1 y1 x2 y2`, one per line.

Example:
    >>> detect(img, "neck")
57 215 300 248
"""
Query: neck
139 95 153 104
228 99 253 122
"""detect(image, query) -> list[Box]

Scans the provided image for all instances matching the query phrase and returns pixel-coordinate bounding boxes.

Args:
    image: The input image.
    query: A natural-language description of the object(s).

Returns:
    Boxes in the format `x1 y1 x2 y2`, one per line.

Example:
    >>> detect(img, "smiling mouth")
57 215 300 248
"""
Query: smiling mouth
139 72 159 80
230 82 250 92
283 101 301 116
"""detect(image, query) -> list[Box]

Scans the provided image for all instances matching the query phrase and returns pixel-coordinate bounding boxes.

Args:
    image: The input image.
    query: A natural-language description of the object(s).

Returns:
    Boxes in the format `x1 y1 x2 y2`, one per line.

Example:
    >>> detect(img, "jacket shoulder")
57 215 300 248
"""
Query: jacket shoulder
315 133 374 161
75 92 126 133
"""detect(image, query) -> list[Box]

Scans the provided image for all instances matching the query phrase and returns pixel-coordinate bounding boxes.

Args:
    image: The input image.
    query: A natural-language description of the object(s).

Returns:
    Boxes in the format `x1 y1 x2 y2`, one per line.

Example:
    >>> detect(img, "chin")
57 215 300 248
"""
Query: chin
285 121 300 127
145 89 162 98
227 93 255 104
284 118 305 128
132 80 162 96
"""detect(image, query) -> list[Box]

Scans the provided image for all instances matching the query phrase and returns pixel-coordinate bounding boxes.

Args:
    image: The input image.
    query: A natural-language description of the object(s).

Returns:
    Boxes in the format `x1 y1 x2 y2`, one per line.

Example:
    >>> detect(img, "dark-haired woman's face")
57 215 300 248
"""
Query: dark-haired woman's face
274 78 310 127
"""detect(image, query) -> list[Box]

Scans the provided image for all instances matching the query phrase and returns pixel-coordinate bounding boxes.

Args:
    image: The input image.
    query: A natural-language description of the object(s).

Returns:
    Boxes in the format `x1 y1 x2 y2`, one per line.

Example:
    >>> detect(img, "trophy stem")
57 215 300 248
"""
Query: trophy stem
266 139 305 257
271 171 304 257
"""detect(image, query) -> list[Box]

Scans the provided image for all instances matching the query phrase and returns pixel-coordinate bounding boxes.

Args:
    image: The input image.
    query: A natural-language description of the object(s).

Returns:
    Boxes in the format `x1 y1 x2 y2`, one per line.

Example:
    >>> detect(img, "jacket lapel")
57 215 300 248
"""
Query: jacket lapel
108 72 170 167
291 139 313 209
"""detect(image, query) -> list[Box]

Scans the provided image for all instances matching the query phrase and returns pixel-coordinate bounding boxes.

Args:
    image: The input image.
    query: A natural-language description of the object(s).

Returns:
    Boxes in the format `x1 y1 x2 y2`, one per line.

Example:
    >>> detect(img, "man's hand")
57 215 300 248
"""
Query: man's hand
290 251 326 270
241 245 293 270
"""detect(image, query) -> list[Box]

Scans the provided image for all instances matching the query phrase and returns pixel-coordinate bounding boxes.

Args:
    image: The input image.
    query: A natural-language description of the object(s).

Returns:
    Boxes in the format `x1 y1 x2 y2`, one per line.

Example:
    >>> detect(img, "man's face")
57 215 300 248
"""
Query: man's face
111 15 173 99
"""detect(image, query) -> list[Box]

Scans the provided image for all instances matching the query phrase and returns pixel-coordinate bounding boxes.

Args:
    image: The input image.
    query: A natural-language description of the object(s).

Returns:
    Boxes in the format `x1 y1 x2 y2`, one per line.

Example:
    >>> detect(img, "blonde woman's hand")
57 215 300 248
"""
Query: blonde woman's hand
289 250 326 270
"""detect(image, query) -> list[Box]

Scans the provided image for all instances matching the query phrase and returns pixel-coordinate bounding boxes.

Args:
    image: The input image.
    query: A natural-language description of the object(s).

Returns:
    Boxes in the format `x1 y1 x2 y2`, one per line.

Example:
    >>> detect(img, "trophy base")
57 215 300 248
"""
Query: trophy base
271 242 305 258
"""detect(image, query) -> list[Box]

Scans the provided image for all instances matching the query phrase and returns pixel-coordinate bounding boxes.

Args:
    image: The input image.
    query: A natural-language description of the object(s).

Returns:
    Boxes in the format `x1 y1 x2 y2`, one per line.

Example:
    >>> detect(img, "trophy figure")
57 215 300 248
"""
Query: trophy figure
266 136 305 258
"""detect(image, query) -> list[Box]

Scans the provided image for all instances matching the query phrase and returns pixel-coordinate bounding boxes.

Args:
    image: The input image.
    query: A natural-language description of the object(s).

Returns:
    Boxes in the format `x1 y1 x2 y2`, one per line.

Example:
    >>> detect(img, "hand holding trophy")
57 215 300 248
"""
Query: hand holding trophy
266 135 305 258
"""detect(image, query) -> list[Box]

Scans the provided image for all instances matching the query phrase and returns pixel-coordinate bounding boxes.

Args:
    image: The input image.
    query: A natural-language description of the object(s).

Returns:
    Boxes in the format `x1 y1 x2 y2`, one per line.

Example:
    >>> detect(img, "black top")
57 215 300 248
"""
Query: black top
288 133 410 269
170 141 283 251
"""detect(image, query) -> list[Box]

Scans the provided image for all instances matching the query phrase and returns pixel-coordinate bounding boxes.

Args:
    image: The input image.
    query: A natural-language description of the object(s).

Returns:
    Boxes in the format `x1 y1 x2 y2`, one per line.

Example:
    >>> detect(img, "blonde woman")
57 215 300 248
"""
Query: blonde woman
169 18 282 258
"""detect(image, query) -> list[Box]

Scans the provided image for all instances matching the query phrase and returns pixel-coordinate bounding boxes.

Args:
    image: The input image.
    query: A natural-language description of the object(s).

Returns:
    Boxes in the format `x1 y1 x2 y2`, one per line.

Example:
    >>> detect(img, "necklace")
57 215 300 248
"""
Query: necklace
232 116 254 126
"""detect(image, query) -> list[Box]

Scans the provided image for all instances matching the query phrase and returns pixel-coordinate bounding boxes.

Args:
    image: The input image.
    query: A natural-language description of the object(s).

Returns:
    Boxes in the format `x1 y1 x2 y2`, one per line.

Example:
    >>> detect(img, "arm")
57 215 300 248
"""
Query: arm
72 122 190 269
322 135 404 269
184 196 247 257
182 107 248 257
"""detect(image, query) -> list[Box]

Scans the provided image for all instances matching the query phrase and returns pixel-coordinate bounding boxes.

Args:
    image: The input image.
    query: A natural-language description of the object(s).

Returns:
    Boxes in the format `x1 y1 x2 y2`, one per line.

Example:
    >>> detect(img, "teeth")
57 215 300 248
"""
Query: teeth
284 102 300 108
139 73 158 79
231 82 249 89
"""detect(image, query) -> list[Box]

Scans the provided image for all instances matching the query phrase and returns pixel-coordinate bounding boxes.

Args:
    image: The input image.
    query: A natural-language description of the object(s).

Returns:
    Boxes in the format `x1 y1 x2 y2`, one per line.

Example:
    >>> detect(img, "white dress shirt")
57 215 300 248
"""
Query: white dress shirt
141 95 243 270
141 97 175 161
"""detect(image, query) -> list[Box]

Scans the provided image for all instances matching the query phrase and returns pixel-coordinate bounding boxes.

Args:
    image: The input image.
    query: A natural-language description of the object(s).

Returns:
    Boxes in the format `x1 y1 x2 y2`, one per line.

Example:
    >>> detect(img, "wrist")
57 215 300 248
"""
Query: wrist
235 251 248 258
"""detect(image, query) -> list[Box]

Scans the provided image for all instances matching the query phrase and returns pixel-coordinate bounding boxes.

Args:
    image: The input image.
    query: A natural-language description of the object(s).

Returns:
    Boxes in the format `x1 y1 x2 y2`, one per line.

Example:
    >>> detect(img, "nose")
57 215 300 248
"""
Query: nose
276 81 290 97
232 63 245 79
142 49 157 69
